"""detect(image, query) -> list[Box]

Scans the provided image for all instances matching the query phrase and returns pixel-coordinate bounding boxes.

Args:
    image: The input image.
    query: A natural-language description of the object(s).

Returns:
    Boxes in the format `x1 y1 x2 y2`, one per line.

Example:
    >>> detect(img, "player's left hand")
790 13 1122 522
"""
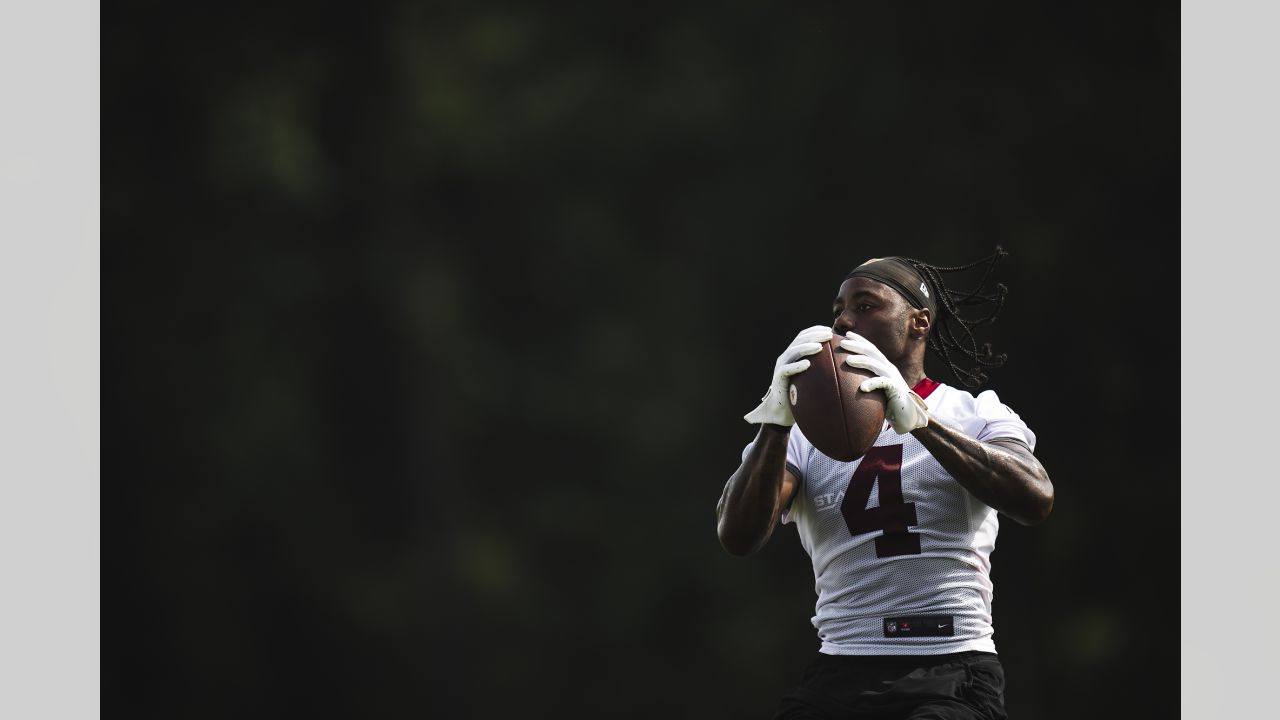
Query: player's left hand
839 332 930 434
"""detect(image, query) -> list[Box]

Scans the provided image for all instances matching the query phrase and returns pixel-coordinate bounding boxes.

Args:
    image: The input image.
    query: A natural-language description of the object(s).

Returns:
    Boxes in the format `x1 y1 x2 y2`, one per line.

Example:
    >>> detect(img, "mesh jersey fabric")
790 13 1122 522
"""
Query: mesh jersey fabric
741 381 1036 656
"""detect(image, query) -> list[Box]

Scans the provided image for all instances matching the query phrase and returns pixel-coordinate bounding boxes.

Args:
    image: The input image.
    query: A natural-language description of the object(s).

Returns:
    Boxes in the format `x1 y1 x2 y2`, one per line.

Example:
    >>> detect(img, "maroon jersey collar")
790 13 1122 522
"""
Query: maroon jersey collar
912 377 940 399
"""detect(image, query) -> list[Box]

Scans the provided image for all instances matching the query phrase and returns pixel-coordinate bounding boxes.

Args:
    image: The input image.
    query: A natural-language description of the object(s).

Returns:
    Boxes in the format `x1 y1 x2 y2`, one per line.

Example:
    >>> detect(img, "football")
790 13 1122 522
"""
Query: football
788 337 887 461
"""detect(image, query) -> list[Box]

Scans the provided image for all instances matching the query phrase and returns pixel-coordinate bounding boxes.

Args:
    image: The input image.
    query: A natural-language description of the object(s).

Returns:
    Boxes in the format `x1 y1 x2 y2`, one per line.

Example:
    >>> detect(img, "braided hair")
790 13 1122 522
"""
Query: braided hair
896 247 1010 388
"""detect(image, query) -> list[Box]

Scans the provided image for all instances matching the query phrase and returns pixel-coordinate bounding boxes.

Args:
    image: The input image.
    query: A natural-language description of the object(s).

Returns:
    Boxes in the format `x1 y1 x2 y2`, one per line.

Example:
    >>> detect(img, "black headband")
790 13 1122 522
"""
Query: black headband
845 257 938 315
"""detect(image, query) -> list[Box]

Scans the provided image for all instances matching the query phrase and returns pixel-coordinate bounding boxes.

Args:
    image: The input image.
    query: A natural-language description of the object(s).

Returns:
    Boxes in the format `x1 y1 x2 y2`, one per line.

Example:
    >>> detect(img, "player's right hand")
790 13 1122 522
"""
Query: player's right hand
743 325 833 427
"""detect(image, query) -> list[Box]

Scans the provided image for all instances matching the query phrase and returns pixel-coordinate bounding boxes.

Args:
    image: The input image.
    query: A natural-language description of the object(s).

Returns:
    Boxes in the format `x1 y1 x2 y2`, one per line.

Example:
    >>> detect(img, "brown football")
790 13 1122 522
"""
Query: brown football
788 337 887 462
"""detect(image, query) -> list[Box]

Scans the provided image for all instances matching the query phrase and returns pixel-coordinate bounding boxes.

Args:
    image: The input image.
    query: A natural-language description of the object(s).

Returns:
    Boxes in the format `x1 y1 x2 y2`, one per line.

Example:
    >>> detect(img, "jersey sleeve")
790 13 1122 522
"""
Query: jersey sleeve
972 390 1037 451
785 427 808 484
780 427 809 524
738 428 809 525
738 429 809 478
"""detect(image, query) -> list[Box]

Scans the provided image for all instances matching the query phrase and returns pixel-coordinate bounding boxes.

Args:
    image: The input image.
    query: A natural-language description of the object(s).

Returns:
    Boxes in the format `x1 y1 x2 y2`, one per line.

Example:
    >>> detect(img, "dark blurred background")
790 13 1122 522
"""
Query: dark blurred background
106 2 1177 718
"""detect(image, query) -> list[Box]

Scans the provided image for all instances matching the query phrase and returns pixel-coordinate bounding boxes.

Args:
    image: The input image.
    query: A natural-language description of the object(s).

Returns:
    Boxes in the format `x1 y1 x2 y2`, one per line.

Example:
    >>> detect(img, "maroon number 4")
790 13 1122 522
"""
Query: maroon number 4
839 444 921 557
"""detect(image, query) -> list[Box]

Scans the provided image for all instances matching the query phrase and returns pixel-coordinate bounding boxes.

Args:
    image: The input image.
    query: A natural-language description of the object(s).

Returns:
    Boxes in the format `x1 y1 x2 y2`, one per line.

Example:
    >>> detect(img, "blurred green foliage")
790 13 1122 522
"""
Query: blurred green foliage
108 2 1177 718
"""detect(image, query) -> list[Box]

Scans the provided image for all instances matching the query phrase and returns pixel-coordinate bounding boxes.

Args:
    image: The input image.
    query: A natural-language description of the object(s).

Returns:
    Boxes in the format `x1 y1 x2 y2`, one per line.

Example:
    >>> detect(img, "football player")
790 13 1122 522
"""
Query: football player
717 249 1053 720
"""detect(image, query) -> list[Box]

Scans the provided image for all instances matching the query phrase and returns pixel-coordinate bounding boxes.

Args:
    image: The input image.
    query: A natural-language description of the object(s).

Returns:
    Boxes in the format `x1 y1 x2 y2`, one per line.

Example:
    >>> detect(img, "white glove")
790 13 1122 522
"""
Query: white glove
838 332 930 434
744 325 834 426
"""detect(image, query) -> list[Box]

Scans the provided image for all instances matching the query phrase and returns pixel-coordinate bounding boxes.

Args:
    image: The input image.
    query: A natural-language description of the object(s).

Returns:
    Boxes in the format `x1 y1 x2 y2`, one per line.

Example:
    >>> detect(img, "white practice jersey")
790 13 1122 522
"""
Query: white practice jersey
744 379 1036 655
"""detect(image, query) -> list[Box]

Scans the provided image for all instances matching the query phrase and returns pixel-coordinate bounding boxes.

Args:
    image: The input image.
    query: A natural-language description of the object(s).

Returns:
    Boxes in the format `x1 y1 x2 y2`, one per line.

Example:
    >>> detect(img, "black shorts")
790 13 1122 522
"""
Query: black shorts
773 651 1007 720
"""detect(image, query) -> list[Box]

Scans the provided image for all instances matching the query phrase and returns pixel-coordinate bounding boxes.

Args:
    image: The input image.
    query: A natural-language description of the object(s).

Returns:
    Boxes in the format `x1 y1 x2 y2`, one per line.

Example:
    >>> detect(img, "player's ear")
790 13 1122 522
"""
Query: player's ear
909 308 931 339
